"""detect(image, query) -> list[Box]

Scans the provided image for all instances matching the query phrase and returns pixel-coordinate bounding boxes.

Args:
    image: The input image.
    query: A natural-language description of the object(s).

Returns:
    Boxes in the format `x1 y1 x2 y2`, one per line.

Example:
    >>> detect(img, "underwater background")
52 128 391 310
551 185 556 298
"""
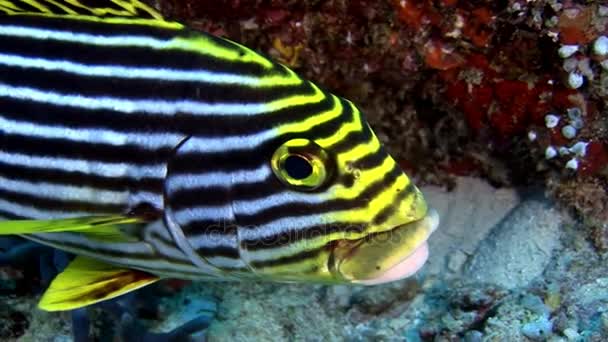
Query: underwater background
1 0 608 340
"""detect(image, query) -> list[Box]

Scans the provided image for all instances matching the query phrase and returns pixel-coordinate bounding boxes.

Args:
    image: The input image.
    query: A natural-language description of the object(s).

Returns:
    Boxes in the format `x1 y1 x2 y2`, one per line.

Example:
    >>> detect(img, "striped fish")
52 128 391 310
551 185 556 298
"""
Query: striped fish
0 0 439 311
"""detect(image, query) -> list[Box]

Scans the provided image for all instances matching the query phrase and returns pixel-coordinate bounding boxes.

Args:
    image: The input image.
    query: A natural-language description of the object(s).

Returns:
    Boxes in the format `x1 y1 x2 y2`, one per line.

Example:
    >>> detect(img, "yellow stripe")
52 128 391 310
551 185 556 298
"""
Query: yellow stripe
256 67 302 87
255 252 333 281
109 0 164 19
0 0 23 13
5 11 184 29
277 95 342 134
45 0 78 14
316 101 362 147
170 35 273 69
63 0 163 19
333 173 409 225
266 82 326 112
21 0 51 12
0 0 162 17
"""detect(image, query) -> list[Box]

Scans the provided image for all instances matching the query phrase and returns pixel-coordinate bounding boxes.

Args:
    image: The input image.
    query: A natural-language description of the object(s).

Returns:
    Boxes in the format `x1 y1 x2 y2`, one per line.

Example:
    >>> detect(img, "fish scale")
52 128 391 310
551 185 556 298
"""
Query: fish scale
0 0 438 311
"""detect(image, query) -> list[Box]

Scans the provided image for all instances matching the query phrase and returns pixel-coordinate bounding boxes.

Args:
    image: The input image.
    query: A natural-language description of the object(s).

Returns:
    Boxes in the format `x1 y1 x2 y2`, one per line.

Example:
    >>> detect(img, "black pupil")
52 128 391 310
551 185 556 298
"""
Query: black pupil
284 155 313 180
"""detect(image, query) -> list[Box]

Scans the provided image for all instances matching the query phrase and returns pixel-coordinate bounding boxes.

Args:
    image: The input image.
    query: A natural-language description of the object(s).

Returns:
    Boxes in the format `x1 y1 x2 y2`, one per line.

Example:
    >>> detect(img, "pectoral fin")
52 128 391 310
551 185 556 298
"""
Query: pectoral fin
0 215 144 242
39 256 159 311
0 215 141 234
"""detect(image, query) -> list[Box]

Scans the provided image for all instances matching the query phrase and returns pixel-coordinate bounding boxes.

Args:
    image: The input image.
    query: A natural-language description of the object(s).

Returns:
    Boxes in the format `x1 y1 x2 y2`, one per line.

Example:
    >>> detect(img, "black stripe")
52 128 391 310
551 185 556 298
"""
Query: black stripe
372 182 416 226
0 132 171 164
0 63 311 104
241 221 367 250
167 188 232 212
329 123 373 154
0 160 163 193
198 246 240 259
353 145 389 170
180 220 238 237
249 246 326 268
0 187 124 213
167 174 281 211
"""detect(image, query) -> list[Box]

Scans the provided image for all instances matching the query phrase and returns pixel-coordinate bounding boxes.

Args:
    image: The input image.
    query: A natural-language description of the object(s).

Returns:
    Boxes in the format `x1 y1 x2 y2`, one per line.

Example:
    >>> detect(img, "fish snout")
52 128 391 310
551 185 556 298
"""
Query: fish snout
330 208 439 285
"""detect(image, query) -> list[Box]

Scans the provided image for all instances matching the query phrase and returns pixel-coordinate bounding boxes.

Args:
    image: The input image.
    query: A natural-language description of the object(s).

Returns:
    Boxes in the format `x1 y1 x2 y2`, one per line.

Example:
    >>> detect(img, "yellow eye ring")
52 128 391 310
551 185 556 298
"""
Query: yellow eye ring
271 139 332 191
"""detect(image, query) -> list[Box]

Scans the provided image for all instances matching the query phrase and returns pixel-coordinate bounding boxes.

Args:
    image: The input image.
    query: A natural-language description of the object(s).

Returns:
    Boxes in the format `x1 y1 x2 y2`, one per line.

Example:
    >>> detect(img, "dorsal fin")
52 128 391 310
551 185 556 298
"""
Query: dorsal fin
0 0 164 19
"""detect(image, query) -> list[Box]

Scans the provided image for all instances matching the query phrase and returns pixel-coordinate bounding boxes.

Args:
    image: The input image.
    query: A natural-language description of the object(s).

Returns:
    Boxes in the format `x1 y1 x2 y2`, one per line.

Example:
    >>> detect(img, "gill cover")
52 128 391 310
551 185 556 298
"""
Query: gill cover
163 136 245 271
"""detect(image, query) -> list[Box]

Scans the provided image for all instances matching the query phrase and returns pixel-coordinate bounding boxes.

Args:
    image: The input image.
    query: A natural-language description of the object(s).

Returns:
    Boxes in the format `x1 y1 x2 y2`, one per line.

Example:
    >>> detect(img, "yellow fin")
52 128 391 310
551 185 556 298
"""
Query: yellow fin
39 256 159 311
0 0 164 19
0 215 142 235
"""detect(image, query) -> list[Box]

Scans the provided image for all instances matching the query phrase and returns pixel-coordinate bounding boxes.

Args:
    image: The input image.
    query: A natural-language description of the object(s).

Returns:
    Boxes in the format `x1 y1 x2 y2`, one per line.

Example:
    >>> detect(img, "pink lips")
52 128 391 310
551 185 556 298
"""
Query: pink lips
355 242 430 285
353 208 439 285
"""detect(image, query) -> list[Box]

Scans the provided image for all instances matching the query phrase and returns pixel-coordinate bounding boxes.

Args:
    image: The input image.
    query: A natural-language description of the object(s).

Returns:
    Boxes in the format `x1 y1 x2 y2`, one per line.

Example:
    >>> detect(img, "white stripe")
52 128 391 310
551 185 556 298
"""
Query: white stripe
173 205 234 226
0 115 183 149
238 214 331 241
148 235 191 262
128 191 163 211
0 150 165 179
206 256 246 269
189 232 237 249
0 52 267 85
0 82 269 115
0 175 128 204
179 132 276 153
0 115 275 153
166 163 272 192
234 190 326 216
0 24 177 49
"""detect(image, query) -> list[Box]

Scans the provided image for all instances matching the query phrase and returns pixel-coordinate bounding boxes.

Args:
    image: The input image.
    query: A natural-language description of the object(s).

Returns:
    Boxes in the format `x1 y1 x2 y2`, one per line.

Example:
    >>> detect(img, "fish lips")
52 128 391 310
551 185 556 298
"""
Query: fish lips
330 208 439 285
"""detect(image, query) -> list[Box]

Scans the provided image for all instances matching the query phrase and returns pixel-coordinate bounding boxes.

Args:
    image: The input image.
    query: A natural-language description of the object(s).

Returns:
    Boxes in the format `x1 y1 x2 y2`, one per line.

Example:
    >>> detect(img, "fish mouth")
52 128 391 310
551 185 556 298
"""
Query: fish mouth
330 208 439 285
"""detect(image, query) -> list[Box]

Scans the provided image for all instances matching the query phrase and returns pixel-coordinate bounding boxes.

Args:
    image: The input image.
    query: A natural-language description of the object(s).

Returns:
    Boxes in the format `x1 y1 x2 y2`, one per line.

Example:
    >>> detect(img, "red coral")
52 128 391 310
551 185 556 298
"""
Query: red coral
423 40 465 70
558 6 597 44
461 7 494 48
579 141 608 176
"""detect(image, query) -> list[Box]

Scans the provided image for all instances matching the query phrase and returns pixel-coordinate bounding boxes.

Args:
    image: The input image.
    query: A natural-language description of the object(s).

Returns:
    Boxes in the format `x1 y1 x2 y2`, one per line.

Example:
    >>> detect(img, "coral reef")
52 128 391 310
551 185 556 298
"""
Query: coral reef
154 0 608 249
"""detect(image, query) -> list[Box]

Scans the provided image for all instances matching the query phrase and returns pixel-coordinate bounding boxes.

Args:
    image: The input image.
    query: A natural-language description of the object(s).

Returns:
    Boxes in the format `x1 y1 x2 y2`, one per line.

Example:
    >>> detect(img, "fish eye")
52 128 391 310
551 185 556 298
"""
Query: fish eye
271 139 332 191
284 155 313 180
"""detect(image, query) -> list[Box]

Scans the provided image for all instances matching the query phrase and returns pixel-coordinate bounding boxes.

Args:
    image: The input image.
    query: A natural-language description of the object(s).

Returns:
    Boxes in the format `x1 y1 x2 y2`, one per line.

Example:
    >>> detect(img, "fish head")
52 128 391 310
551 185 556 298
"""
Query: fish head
164 98 438 285
228 99 439 285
